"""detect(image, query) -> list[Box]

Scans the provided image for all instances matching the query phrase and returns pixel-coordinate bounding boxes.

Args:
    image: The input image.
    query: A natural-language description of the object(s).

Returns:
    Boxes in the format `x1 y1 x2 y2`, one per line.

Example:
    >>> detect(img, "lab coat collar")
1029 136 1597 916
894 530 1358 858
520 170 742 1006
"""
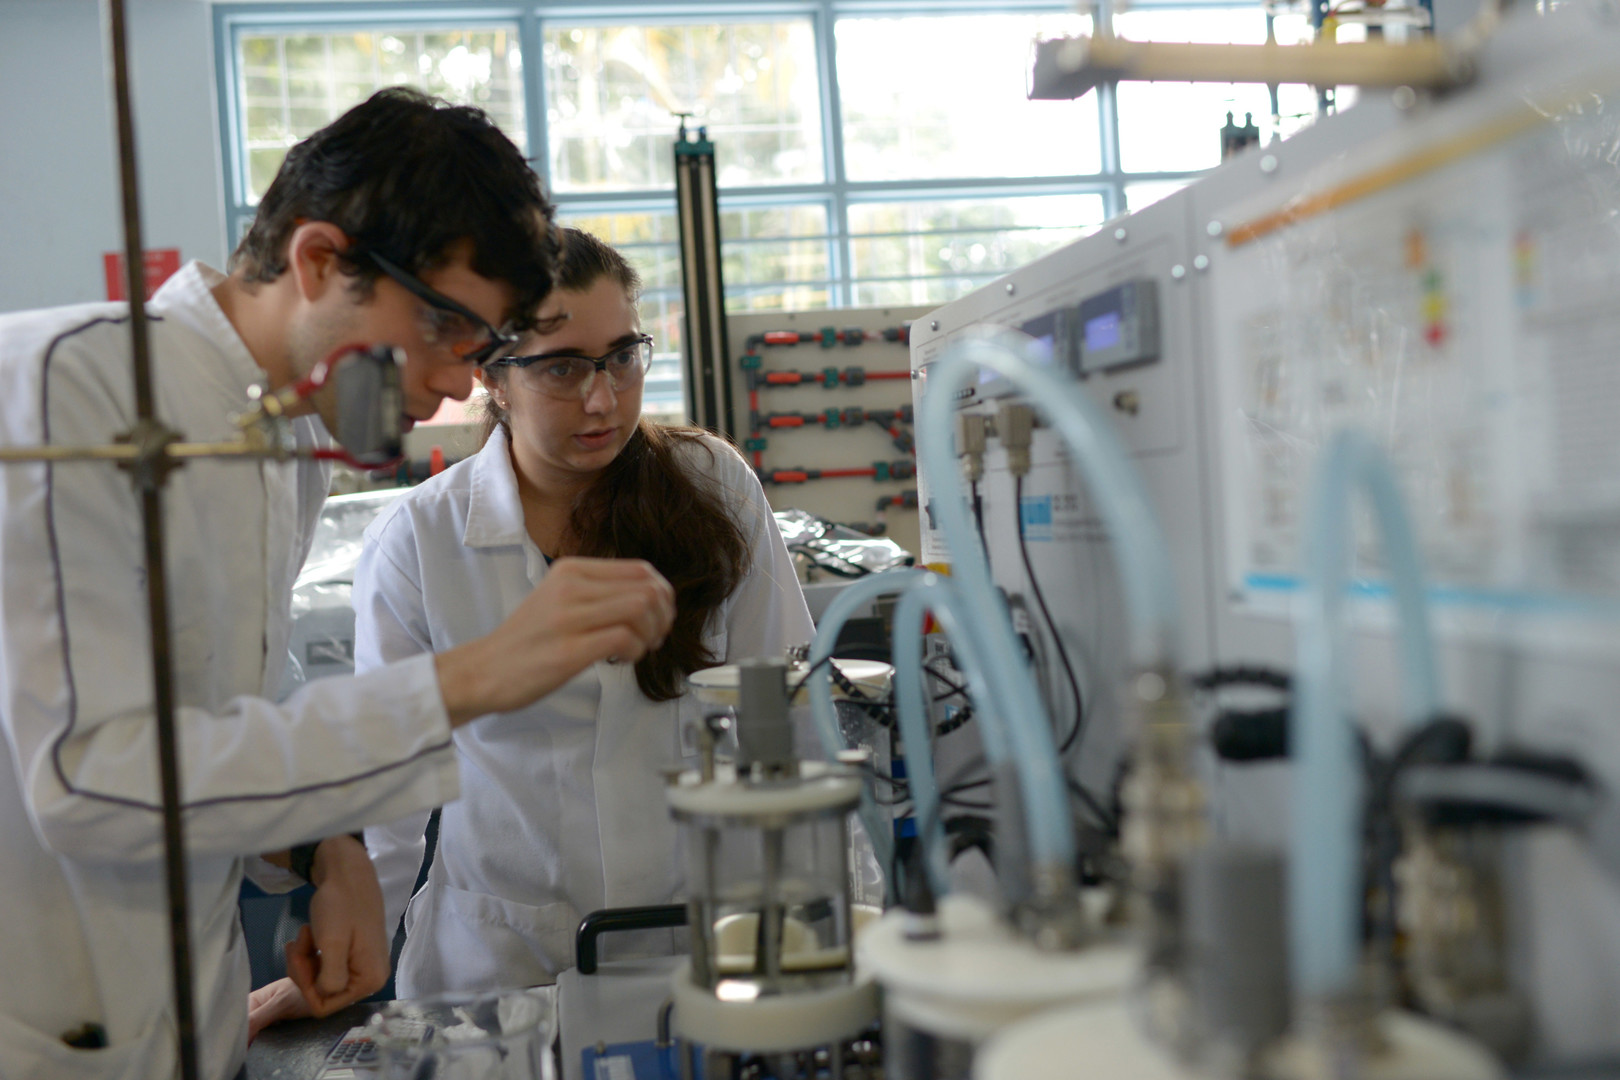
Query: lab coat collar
463 424 529 549
147 261 266 407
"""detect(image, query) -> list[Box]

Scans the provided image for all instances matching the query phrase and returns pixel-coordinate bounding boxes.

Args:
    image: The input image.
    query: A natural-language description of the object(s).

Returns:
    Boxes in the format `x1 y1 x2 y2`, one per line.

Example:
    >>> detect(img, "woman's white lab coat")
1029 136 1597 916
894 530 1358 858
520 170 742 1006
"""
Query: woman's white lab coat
356 425 814 994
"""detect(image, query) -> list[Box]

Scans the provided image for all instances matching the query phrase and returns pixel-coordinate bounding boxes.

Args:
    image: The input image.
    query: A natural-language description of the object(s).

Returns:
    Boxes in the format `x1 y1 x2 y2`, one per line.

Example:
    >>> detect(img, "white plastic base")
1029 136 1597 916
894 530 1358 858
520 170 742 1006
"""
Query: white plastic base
858 894 1138 1044
974 1000 1506 1080
669 960 878 1054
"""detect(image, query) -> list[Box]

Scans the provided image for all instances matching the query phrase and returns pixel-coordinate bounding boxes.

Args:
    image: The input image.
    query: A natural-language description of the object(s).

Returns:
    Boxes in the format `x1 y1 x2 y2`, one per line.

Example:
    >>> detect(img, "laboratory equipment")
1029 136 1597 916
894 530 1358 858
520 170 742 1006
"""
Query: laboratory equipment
860 893 1137 1080
967 433 1504 1080
665 658 879 1079
857 311 1202 1078
894 1 1620 1070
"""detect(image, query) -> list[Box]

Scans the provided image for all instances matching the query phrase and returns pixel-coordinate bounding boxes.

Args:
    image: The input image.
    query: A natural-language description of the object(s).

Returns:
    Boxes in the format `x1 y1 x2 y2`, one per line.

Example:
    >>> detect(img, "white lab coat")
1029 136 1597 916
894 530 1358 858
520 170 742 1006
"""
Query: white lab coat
357 425 814 995
0 262 460 1080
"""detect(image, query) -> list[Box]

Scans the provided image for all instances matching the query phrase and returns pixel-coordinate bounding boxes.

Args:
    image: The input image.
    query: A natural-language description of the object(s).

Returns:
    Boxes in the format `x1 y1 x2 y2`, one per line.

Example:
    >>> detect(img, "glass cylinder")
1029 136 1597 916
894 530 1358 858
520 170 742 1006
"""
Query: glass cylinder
668 763 863 999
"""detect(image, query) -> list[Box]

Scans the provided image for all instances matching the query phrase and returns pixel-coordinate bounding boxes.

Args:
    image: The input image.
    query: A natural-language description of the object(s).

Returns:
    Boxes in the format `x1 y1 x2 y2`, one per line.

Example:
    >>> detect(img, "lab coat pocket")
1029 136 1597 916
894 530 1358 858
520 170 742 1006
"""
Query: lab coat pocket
399 879 579 996
0 1009 175 1080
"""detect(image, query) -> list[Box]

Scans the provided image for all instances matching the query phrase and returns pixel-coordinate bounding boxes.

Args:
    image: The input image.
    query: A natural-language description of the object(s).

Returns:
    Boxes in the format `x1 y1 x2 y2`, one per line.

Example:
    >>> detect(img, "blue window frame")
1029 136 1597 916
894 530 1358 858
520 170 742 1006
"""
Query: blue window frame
215 1 1317 415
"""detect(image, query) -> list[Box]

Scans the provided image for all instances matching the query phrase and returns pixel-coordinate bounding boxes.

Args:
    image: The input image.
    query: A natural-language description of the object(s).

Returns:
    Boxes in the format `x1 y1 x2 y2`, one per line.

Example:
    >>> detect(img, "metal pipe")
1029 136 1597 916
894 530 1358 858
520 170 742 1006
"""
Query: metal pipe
0 439 283 464
103 2 197 1075
1074 35 1459 87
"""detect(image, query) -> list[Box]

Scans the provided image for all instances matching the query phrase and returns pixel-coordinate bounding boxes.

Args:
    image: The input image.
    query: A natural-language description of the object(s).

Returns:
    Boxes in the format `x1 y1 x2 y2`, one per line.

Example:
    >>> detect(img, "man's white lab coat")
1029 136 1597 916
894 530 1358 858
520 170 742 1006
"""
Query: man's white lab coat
0 263 459 1079
357 425 814 995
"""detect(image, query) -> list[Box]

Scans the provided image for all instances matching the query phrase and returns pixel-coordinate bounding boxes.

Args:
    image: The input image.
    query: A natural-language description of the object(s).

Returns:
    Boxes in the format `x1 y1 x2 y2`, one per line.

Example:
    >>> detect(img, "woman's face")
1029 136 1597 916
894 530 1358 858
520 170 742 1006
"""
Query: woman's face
485 277 643 492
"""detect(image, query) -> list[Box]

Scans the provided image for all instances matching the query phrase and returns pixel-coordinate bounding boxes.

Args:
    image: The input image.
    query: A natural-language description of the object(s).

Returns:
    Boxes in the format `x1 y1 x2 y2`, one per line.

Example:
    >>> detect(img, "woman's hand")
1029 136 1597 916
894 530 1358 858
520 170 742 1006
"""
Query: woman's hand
436 556 675 726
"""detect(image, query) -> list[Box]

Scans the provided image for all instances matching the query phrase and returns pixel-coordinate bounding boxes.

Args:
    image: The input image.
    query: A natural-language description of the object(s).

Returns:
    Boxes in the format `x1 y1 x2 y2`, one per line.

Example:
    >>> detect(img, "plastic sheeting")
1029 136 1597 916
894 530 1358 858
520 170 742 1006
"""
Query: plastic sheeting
279 488 409 698
774 508 915 582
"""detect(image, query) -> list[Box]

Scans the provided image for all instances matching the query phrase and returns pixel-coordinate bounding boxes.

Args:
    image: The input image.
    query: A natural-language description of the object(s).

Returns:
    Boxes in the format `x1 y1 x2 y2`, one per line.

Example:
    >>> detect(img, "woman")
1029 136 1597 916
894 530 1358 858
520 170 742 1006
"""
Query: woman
357 229 814 995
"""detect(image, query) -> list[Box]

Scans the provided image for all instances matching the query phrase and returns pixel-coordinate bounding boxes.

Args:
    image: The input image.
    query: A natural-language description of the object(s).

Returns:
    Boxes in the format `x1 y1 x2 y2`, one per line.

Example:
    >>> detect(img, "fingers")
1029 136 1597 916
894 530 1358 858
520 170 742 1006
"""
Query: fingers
247 977 311 1043
502 558 674 665
348 944 391 1004
311 915 353 999
445 557 679 724
285 923 357 1017
538 559 675 642
284 925 323 1012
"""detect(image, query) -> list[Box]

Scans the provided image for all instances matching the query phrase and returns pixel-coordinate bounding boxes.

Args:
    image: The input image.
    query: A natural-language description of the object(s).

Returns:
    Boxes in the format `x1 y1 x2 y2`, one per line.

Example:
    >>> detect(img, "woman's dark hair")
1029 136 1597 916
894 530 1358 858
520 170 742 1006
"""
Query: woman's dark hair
230 87 559 331
483 228 751 701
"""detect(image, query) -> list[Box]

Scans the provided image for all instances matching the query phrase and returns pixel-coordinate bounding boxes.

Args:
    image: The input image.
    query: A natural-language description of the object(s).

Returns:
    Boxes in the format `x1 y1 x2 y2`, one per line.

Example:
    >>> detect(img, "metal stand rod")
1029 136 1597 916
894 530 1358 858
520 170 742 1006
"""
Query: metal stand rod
103 1 198 1077
0 440 345 465
758 828 784 982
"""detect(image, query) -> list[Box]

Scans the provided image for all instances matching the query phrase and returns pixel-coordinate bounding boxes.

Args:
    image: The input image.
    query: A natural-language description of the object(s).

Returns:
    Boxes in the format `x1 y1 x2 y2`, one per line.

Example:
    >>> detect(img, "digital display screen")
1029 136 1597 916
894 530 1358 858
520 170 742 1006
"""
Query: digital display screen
1026 332 1056 367
1084 310 1122 352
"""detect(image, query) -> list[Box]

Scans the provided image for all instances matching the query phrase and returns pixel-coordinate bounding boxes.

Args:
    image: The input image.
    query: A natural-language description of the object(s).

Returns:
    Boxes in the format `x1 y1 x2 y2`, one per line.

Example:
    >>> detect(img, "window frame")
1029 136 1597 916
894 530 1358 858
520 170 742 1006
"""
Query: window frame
214 0 1269 304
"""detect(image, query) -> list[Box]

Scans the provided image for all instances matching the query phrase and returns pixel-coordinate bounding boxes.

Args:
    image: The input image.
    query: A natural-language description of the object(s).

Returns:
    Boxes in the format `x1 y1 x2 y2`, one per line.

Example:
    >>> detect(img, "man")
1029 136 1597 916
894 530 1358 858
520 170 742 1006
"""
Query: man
0 88 674 1079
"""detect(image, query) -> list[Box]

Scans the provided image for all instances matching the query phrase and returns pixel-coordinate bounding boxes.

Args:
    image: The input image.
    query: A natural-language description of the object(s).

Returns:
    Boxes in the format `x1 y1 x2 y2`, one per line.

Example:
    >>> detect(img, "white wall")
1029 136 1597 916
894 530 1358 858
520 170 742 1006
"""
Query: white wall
0 0 224 314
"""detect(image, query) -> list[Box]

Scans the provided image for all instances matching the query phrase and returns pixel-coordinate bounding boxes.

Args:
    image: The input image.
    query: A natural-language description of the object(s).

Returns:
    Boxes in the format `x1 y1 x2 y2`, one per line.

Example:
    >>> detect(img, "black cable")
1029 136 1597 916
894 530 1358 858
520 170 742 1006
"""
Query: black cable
1068 775 1118 835
920 657 975 735
923 657 970 701
787 541 871 578
1014 475 1087 754
893 772 1001 883
970 478 988 557
786 652 837 701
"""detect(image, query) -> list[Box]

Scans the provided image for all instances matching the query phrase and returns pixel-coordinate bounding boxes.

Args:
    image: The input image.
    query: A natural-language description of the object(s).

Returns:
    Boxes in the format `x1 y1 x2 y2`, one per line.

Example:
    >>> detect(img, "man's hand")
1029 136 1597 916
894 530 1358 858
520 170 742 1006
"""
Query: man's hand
436 557 676 726
247 977 310 1043
285 835 391 1016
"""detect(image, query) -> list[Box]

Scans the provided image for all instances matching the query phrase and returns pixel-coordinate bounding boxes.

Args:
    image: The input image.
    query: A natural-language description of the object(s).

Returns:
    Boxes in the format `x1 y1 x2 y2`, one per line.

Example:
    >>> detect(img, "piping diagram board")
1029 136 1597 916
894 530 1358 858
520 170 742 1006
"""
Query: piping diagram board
1203 32 1620 649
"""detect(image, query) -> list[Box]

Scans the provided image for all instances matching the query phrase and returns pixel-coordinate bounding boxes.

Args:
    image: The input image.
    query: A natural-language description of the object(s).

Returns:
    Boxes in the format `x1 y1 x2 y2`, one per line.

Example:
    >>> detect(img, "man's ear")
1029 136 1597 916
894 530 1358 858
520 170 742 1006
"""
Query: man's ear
285 222 354 304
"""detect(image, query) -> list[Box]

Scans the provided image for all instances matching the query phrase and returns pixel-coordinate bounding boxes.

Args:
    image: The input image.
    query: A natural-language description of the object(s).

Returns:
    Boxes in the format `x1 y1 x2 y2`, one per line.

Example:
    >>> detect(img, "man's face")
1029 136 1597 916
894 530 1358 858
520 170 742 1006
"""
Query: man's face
300 243 516 437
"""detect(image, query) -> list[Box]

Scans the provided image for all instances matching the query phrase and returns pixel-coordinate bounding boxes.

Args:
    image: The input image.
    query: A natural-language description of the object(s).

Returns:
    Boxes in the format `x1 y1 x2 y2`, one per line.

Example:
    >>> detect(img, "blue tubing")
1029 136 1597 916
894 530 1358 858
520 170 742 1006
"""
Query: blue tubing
892 573 1010 898
919 330 1181 874
806 567 927 893
1290 430 1440 1000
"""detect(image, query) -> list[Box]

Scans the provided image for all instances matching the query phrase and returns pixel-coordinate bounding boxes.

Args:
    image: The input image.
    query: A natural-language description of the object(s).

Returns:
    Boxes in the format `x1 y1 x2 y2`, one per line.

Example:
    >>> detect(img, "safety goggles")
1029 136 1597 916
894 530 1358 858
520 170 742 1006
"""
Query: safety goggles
366 251 519 367
490 334 655 400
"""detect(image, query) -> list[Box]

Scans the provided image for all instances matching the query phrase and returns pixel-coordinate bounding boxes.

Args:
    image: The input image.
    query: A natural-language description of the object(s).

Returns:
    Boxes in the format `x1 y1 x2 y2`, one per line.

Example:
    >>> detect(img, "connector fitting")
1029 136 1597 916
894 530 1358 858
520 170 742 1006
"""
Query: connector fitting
998 403 1036 478
956 412 989 483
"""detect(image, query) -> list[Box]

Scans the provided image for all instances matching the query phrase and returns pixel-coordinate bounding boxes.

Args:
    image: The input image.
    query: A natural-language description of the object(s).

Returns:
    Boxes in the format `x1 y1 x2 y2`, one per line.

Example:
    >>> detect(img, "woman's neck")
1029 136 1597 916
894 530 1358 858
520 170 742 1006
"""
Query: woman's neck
508 443 591 558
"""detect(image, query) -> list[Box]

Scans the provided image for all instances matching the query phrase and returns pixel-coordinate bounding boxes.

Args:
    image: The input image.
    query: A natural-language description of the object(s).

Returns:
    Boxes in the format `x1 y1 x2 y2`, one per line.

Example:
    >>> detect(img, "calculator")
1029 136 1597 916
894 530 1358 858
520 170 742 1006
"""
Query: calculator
316 1018 433 1079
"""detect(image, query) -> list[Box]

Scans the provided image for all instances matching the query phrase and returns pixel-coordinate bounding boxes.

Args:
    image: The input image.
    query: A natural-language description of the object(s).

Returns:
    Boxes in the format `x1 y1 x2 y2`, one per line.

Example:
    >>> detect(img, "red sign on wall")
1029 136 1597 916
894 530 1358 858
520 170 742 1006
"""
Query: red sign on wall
104 248 181 302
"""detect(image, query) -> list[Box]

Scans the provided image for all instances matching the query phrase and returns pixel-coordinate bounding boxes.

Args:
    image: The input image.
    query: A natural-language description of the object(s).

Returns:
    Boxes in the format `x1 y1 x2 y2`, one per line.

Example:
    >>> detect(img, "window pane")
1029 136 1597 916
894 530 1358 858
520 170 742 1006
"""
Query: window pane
545 23 823 193
556 209 686 421
848 195 1105 306
1124 180 1191 211
838 14 1098 182
720 204 831 310
1113 8 1319 173
236 27 525 203
851 277 994 308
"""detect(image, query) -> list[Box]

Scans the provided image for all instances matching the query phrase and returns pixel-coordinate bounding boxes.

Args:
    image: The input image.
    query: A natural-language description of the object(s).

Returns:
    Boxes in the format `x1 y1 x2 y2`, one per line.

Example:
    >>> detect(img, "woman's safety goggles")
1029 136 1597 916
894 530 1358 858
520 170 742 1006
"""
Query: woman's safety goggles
490 335 655 400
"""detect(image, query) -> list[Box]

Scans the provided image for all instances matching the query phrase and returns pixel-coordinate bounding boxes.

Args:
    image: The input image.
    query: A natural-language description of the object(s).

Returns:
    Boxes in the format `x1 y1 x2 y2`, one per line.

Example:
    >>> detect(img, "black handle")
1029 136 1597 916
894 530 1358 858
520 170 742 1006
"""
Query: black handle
575 904 689 975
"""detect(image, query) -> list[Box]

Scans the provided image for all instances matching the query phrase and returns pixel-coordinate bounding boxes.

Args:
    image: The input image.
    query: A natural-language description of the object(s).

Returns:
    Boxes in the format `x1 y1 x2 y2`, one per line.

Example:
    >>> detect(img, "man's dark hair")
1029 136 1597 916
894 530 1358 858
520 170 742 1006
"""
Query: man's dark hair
230 87 558 329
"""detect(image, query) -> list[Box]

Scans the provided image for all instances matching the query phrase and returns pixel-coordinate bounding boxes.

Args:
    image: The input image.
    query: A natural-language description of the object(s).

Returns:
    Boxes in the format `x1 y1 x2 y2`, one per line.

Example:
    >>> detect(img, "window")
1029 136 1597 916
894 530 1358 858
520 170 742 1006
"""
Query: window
836 14 1097 182
235 26 525 204
217 3 1332 418
849 194 1106 307
544 23 824 192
